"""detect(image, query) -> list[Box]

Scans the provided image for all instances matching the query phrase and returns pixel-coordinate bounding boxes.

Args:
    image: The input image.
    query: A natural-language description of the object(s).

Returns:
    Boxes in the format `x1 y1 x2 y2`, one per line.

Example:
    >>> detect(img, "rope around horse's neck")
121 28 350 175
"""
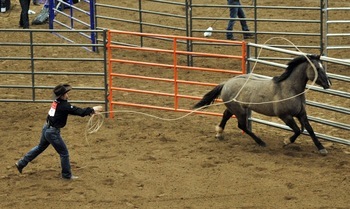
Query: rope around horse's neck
85 37 319 137
231 37 318 105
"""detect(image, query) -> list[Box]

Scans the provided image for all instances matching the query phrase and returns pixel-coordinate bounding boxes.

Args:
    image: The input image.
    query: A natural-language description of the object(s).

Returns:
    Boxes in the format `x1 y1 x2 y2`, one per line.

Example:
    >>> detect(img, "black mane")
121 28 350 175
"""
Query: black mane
273 54 320 83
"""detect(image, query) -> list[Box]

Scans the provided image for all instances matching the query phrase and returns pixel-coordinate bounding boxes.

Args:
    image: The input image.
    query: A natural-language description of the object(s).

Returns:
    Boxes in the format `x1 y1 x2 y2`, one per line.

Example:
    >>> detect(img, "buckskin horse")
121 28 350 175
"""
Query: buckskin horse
193 54 331 155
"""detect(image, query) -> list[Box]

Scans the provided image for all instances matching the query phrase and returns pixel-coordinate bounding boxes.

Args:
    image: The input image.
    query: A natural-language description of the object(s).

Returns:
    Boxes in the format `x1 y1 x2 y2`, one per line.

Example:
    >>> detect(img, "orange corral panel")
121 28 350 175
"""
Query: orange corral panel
107 30 247 118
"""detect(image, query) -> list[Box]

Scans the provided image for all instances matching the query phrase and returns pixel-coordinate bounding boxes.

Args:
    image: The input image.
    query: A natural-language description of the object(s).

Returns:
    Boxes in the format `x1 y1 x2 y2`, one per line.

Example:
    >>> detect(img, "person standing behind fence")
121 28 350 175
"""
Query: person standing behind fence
19 0 30 29
226 0 254 40
15 84 103 180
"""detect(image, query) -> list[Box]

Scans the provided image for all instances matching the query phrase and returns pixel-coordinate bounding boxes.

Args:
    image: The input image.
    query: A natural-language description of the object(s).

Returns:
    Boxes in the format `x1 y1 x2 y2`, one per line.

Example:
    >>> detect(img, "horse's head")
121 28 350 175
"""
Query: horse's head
306 55 331 89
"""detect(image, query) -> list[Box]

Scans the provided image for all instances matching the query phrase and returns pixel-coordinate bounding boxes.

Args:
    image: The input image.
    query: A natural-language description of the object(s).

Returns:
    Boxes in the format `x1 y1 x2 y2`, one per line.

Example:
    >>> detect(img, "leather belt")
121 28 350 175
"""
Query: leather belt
46 122 59 129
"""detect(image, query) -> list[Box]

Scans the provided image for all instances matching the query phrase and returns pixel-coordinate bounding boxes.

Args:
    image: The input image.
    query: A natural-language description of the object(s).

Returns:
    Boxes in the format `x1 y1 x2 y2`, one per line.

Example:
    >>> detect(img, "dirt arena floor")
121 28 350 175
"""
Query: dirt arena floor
0 1 350 209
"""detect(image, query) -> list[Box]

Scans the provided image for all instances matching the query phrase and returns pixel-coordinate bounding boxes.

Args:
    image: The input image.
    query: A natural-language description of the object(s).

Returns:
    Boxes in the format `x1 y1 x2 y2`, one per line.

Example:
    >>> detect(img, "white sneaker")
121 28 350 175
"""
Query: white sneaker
28 10 36 15
62 175 79 180
70 175 79 180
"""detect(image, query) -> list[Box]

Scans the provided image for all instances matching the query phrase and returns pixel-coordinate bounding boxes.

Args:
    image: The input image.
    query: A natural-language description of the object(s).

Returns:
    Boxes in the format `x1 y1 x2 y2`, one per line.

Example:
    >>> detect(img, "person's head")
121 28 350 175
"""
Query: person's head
53 84 72 100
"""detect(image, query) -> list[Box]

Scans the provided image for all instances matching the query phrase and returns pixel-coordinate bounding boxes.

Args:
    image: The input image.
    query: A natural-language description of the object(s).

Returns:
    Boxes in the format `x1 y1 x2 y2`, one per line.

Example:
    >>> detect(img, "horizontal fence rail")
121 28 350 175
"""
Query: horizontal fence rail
0 29 108 108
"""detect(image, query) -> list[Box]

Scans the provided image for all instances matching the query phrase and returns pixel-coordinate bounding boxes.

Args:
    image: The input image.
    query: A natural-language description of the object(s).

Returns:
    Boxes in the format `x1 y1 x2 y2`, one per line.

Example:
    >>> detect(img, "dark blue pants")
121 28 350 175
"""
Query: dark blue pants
226 0 249 39
19 0 30 28
17 124 73 179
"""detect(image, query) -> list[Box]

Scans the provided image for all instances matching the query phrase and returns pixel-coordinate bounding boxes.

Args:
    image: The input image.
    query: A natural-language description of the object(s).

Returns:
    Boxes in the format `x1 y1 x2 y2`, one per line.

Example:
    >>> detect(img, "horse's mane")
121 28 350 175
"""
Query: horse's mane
272 54 320 83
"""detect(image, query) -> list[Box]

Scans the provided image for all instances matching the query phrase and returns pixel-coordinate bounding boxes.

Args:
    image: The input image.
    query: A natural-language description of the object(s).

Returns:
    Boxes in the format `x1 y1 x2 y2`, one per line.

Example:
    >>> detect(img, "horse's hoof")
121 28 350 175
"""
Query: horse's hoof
215 125 224 140
283 138 291 146
319 149 328 156
259 141 267 147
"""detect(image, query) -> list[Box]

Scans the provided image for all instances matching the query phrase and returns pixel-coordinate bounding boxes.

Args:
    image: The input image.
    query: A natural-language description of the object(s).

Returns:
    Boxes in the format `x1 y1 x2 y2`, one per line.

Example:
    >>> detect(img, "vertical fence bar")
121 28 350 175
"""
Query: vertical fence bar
29 31 35 101
246 44 252 131
320 0 324 56
253 0 258 58
107 30 114 118
138 0 143 47
102 29 109 117
69 0 74 28
186 0 192 67
90 0 97 52
173 37 179 110
188 0 194 67
241 41 247 74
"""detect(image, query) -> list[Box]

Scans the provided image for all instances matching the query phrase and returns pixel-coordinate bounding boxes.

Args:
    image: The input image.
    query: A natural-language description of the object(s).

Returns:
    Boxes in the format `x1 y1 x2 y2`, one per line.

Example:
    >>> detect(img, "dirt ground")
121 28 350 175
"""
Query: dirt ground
0 1 350 209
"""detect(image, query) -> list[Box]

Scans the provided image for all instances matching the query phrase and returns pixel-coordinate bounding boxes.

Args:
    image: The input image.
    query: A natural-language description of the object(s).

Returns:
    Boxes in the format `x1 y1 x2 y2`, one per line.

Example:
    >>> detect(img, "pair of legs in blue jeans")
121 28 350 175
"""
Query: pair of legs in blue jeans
16 124 73 179
226 0 251 39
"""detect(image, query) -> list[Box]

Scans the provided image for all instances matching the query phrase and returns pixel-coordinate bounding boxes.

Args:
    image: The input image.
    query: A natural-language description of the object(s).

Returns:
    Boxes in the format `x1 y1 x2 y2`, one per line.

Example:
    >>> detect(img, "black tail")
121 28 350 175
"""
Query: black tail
193 84 224 109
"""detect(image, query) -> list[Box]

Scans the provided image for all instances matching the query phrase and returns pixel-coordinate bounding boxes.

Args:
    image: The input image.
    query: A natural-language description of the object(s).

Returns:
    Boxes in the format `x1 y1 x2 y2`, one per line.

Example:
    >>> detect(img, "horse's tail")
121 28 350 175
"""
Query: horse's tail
193 83 224 109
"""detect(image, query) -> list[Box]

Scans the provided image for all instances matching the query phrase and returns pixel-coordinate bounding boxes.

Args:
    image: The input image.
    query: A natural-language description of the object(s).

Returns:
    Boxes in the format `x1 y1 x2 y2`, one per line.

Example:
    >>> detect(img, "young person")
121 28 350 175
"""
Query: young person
15 84 102 180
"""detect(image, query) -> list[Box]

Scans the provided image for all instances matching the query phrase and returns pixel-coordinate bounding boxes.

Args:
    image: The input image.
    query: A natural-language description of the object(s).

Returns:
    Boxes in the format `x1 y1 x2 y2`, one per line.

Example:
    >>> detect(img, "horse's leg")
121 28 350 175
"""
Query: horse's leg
299 113 327 155
236 112 266 147
296 117 305 133
279 115 302 146
216 109 233 140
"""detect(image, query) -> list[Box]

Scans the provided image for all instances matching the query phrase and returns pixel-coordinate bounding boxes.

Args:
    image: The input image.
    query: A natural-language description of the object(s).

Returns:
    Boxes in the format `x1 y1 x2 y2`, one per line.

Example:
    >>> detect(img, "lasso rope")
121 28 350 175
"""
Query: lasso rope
85 37 320 139
85 107 210 135
84 104 225 144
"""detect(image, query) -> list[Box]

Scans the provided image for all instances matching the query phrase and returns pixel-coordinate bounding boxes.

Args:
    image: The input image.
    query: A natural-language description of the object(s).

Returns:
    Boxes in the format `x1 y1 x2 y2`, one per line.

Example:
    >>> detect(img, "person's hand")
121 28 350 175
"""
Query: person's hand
93 106 103 113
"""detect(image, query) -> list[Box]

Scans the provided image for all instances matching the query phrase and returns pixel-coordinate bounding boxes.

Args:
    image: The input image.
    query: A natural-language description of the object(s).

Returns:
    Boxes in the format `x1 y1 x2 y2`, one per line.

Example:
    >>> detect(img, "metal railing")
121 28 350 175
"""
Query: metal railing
0 29 108 109
107 30 246 118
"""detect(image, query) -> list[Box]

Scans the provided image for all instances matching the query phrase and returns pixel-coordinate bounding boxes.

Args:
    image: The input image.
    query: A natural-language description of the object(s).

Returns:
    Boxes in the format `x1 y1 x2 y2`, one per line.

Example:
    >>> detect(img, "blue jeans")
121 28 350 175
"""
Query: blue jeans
226 0 249 38
17 124 72 179
19 0 30 28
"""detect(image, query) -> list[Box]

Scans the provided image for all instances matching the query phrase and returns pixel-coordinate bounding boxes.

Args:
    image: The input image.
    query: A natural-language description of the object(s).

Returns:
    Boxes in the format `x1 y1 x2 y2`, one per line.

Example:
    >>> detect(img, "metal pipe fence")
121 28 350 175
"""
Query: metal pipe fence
1 1 349 145
0 29 108 109
91 0 349 61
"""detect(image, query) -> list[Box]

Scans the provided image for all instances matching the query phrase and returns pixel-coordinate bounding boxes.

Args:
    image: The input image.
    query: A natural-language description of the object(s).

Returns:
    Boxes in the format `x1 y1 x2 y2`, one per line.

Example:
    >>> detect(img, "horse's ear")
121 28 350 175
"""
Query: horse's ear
308 54 320 59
